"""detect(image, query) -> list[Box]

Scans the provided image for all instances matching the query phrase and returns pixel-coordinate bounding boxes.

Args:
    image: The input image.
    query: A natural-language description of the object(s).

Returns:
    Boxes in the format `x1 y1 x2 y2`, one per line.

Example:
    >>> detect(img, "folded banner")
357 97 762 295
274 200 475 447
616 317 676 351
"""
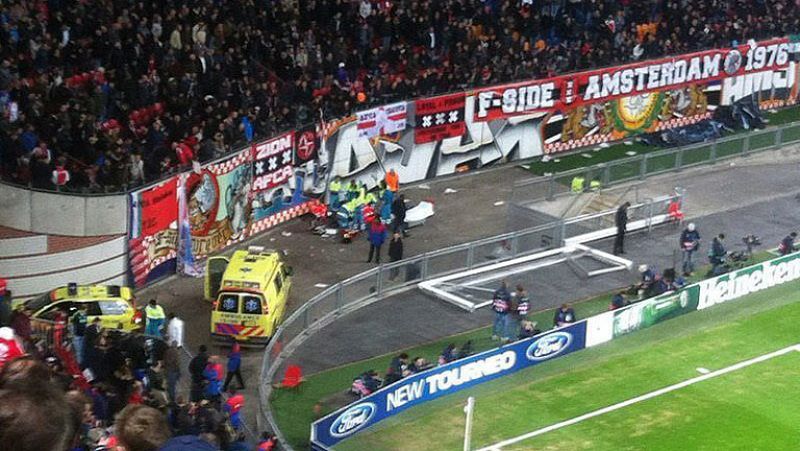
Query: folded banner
357 102 407 138
414 93 467 144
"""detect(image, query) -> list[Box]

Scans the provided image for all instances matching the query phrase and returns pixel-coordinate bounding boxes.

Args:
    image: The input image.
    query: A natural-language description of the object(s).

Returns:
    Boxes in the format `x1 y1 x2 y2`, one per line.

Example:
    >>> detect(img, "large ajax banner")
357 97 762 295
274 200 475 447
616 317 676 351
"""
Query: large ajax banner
320 38 799 190
311 251 800 449
310 321 587 449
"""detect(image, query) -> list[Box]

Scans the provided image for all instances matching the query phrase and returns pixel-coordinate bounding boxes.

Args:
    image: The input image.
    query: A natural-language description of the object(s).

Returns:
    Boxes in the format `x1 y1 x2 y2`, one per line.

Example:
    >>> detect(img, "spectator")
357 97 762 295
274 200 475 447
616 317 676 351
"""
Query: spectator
553 304 576 328
388 232 404 280
389 353 410 378
610 292 628 310
407 357 433 374
223 342 244 392
203 356 224 406
164 341 181 403
0 384 77 451
10 307 32 347
636 264 658 299
614 202 630 255
71 303 89 367
708 234 728 277
779 232 798 256
491 281 511 342
439 344 457 365
166 313 185 348
680 223 701 276
51 157 71 189
223 388 245 431
512 284 530 337
115 404 171 451
518 321 541 340
0 327 25 370
391 194 409 237
257 433 278 451
366 219 388 264
189 345 209 403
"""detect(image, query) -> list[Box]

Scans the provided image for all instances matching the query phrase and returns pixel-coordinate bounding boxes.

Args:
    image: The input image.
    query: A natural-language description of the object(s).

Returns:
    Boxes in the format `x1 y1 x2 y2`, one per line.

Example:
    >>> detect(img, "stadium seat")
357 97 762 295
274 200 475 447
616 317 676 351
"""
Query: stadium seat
667 200 685 225
281 365 304 391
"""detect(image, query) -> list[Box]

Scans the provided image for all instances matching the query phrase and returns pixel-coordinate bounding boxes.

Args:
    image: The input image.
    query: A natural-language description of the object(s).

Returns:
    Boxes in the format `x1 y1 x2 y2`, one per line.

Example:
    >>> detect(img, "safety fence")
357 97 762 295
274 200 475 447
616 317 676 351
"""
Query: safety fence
511 121 800 205
257 192 679 449
308 242 800 449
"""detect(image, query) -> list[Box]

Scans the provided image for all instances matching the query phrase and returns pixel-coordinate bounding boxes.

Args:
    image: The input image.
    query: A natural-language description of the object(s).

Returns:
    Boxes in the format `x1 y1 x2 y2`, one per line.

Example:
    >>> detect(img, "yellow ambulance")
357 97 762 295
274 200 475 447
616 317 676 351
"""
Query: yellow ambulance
19 284 142 332
205 246 292 343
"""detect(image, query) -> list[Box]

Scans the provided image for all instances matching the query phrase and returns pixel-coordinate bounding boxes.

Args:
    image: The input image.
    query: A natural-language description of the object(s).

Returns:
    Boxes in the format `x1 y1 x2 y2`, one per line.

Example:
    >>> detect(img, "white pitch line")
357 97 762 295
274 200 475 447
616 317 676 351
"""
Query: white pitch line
477 344 800 451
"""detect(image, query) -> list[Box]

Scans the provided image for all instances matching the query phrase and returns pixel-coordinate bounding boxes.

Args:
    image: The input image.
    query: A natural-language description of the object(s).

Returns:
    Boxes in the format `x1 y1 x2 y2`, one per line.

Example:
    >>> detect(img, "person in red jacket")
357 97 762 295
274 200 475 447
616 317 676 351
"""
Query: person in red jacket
173 141 194 166
258 432 277 451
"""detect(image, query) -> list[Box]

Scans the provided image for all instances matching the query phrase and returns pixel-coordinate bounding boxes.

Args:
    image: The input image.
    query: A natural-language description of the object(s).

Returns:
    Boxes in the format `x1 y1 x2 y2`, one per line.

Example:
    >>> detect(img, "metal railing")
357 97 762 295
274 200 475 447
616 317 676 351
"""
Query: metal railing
257 192 680 449
510 121 800 205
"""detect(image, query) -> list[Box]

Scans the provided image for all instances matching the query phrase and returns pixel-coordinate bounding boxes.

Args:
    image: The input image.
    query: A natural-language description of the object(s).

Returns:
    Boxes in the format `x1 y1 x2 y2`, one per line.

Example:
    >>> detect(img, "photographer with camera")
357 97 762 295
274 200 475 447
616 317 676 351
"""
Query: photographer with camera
679 223 701 276
707 234 728 277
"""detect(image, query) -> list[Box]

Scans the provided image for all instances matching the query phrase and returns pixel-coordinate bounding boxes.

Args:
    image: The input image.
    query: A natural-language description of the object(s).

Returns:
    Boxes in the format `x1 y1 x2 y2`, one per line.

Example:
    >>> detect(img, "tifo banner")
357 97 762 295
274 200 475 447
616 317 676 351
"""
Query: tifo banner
177 172 202 277
474 38 791 122
180 149 252 259
311 321 587 448
414 93 467 144
356 102 407 138
252 133 294 192
295 123 320 164
129 177 179 287
721 61 800 109
542 84 717 153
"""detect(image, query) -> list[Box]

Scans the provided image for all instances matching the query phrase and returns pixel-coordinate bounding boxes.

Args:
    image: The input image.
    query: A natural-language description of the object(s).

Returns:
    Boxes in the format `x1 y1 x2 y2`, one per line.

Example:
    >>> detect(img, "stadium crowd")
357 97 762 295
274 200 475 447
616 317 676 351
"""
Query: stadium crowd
0 308 276 451
1 0 799 191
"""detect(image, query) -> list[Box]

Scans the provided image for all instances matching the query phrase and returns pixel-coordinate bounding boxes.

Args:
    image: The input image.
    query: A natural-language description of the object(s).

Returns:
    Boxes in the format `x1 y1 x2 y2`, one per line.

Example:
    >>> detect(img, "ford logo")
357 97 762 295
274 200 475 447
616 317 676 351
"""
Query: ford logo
526 332 572 361
329 402 376 438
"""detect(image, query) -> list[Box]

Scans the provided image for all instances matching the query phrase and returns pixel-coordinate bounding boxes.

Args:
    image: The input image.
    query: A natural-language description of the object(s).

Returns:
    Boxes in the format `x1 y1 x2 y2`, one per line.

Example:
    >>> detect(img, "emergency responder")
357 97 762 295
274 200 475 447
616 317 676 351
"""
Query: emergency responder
328 178 343 209
346 180 359 202
779 232 797 256
145 299 166 338
385 168 399 193
679 223 701 276
614 202 630 255
491 281 511 342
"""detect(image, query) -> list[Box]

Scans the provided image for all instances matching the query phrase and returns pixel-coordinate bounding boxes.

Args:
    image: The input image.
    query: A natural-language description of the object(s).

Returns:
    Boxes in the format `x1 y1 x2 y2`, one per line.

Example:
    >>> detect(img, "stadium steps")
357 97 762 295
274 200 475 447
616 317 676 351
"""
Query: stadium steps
0 226 127 300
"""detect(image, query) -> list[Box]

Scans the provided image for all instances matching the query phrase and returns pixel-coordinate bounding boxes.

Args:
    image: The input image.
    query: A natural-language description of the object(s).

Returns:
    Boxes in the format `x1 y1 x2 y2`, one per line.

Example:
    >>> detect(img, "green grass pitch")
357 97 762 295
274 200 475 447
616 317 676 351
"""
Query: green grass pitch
334 275 800 450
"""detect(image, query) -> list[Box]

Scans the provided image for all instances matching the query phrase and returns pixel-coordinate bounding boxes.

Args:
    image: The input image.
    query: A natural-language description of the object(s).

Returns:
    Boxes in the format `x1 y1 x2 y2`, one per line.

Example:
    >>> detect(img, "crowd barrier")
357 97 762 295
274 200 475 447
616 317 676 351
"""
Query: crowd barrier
309 245 800 449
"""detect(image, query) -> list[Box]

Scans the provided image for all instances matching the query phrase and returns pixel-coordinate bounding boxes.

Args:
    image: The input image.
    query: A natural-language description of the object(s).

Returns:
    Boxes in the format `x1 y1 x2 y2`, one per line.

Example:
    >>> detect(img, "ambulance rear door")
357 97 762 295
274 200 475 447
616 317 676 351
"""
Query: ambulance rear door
205 257 229 301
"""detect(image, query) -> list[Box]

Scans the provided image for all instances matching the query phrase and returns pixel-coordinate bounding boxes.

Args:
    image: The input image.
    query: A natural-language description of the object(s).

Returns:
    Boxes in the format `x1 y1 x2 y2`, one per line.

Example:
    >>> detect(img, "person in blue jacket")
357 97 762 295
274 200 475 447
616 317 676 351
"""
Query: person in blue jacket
223 342 244 391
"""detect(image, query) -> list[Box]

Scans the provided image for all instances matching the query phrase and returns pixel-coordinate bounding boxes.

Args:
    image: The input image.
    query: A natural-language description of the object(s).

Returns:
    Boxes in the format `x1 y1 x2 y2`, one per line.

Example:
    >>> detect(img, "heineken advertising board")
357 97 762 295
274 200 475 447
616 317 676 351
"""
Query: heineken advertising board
611 252 800 340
